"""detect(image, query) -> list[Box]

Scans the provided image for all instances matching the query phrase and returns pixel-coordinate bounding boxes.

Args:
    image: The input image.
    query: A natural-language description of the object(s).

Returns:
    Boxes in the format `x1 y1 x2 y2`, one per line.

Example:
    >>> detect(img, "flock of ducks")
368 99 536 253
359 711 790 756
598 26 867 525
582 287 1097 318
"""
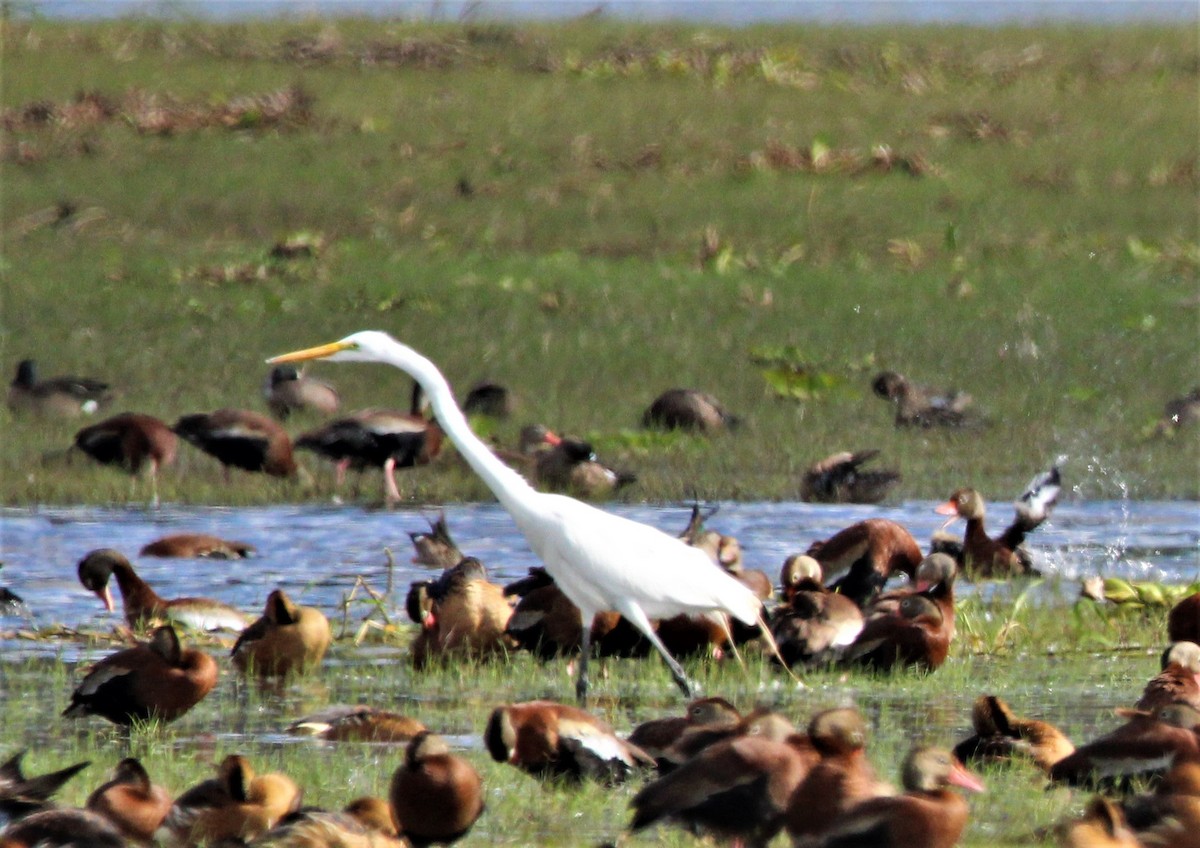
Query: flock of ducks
6 565 1200 847
9 358 734 507
5 344 1199 848
0 461 1074 847
19 355 1196 513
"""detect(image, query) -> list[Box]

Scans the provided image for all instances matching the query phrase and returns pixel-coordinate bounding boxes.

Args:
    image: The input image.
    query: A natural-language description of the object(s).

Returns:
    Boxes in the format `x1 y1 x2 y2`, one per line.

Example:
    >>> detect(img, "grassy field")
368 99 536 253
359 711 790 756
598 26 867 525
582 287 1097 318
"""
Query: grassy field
0 585 1176 846
1 15 1196 505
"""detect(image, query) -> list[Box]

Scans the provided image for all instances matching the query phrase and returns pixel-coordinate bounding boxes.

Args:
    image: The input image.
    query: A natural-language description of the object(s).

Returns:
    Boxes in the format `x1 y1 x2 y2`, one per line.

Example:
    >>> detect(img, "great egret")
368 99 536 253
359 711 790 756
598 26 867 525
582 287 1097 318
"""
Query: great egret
270 330 785 701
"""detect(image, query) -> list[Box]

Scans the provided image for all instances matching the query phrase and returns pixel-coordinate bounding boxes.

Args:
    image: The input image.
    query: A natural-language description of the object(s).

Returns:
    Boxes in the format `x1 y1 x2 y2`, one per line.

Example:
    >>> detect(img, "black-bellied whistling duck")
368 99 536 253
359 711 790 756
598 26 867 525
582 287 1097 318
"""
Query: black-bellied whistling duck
410 557 514 669
73 412 177 505
774 555 865 668
172 408 297 478
63 625 217 726
390 732 485 847
653 610 730 661
409 513 462 568
520 424 637 499
263 364 339 421
0 751 90 822
77 549 250 632
502 567 648 661
864 553 958 624
953 694 1075 773
1153 387 1200 437
805 518 923 608
162 754 301 847
657 506 769 651
1122 756 1200 844
655 710 799 774
871 370 975 428
232 589 331 677
844 590 953 672
296 379 441 505
255 800 403 846
406 580 433 629
809 745 984 848
627 697 742 762
286 704 427 743
1050 703 1200 788
463 380 514 419
629 709 816 847
85 757 172 845
0 808 126 847
0 564 23 612
935 460 1061 578
139 533 255 559
1138 642 1200 712
801 449 901 504
641 388 739 433
342 796 400 837
7 358 112 418
683 509 773 623
785 707 892 842
296 405 443 507
484 700 654 783
655 508 768 655
1170 593 1200 643
1061 796 1143 848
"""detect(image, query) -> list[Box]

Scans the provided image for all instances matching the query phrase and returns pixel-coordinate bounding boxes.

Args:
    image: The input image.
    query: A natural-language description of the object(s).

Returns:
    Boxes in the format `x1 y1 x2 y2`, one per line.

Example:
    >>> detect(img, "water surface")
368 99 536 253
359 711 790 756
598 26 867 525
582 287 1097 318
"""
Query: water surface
2 498 1195 651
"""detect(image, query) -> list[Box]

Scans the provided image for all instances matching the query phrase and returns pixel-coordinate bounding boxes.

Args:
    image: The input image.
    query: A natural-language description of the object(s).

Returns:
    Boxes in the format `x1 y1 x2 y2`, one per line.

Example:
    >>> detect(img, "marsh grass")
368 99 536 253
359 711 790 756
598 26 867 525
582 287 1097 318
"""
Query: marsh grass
0 590 1174 846
1 17 1197 505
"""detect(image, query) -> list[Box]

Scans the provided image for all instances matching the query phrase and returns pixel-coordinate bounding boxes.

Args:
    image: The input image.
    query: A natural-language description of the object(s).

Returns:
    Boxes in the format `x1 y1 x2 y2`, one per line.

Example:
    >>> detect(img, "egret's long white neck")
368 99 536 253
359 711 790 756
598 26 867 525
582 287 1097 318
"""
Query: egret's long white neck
395 347 538 514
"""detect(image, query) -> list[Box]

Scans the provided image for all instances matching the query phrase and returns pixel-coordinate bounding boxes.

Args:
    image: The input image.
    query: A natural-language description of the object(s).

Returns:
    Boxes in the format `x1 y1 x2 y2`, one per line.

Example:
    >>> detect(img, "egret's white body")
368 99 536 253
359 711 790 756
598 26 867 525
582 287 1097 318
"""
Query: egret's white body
270 330 766 700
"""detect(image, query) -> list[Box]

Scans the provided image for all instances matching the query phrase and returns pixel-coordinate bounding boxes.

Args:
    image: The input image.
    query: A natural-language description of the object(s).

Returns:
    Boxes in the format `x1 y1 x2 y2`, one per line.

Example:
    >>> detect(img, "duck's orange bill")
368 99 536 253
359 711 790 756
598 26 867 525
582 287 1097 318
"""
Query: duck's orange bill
933 500 958 516
267 340 352 365
948 761 986 793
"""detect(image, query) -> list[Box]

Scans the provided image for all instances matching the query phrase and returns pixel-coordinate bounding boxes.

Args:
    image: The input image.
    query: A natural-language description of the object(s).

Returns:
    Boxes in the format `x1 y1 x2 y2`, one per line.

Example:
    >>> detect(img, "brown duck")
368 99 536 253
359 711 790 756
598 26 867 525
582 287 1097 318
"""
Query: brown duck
232 589 331 677
390 732 485 847
63 625 217 726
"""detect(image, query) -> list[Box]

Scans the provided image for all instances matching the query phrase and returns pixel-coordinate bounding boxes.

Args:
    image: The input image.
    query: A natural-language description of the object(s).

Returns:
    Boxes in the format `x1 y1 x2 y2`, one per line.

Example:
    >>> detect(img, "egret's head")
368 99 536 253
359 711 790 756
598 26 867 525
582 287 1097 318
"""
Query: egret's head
268 330 400 366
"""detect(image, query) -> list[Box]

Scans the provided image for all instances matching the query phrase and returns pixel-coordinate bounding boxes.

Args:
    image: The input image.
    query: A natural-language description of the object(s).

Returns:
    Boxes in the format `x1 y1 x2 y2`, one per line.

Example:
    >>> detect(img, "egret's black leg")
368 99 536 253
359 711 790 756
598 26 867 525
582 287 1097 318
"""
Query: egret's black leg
575 618 592 705
618 602 695 698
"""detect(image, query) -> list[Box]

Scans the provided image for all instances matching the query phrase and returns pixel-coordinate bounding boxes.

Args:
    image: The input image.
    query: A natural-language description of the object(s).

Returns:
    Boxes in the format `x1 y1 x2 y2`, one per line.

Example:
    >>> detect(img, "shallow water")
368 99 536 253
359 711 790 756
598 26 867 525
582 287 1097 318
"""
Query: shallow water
1 497 1196 657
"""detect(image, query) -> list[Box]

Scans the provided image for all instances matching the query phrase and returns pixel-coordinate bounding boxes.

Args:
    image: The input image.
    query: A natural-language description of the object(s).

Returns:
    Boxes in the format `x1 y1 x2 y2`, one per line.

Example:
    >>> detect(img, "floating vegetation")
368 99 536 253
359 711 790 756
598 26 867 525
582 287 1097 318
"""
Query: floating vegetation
1080 576 1200 610
749 344 854 402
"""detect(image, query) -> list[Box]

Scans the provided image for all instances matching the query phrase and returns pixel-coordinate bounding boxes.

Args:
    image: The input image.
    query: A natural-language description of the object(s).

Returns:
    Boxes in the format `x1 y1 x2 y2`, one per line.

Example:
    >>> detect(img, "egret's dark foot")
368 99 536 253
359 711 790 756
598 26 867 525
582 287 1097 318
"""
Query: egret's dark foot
575 672 590 705
671 671 697 699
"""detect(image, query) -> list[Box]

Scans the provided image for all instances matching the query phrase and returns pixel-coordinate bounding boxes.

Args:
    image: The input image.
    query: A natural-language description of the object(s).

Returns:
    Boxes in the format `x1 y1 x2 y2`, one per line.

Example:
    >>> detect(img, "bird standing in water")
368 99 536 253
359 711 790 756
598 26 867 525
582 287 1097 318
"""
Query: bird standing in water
270 331 785 702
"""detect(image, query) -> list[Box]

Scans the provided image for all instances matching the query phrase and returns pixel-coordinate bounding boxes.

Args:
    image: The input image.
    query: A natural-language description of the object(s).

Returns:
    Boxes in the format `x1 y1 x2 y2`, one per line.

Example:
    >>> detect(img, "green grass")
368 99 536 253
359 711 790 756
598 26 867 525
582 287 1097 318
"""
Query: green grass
1 16 1196 505
0 590 1174 846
